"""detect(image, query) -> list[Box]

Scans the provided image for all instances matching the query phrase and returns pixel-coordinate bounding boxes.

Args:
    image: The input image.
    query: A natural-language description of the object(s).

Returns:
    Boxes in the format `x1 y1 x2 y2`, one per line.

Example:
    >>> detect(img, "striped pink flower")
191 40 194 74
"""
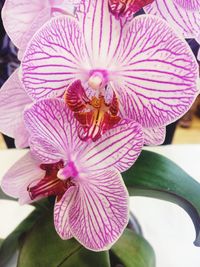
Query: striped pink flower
1 98 143 251
20 0 199 144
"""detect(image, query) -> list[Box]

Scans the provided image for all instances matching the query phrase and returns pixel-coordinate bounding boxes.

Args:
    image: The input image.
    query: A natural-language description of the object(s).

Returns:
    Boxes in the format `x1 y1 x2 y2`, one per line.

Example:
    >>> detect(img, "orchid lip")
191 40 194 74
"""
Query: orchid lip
27 161 76 201
65 80 121 142
108 0 154 18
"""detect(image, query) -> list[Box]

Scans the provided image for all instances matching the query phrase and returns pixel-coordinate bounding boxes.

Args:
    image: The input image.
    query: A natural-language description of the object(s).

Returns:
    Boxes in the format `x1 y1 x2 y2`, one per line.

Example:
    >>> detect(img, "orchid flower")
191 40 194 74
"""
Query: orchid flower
1 98 143 251
2 0 80 57
19 0 199 144
143 0 200 60
108 0 154 19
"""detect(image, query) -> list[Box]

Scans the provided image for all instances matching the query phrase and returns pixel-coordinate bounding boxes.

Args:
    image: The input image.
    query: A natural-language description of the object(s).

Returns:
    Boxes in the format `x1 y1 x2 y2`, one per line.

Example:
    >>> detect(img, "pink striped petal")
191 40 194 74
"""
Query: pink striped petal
2 0 49 48
143 126 166 146
76 0 123 67
54 186 77 240
0 70 31 148
24 99 84 164
81 119 143 173
2 0 78 50
1 152 45 204
68 169 129 251
174 0 200 10
21 16 88 100
144 1 200 40
18 7 52 59
112 15 199 128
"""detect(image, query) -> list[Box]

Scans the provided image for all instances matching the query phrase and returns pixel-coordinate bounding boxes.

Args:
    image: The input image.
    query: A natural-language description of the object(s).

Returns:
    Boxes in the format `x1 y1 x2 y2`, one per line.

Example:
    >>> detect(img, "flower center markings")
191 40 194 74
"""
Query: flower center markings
64 71 121 141
27 160 76 201
108 0 154 18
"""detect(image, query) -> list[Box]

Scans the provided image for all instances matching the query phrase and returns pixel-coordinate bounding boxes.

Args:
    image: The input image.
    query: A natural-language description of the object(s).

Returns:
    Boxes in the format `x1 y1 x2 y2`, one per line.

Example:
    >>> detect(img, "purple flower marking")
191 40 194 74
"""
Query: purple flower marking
174 0 200 11
1 98 144 251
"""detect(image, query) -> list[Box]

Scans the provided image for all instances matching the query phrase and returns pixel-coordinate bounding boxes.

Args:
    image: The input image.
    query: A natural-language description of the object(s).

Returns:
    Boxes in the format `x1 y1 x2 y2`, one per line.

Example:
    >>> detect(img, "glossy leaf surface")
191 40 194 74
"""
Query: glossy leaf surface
123 150 200 246
17 212 111 267
111 229 155 267
0 209 42 266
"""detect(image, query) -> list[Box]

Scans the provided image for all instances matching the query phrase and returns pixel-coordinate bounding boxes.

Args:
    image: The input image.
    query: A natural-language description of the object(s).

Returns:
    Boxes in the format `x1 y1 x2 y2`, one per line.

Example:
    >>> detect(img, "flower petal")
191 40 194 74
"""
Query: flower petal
1 152 45 204
54 186 77 240
112 15 199 128
173 0 200 11
0 70 31 148
144 1 200 39
2 0 49 48
21 15 88 100
69 169 129 251
2 0 78 50
18 7 52 59
24 98 84 163
81 119 143 173
76 0 123 67
143 126 166 146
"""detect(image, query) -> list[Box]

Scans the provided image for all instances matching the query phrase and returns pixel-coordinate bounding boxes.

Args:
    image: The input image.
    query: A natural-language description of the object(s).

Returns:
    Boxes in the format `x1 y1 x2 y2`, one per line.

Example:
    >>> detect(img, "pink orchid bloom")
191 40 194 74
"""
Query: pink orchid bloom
19 0 199 143
108 0 154 19
144 0 200 60
1 98 143 251
2 0 80 57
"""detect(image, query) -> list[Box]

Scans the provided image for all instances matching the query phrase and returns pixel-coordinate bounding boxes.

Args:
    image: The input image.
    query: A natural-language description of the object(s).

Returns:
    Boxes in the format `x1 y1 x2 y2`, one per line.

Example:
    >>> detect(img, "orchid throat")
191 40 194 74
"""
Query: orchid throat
108 0 154 18
27 161 76 201
64 71 121 142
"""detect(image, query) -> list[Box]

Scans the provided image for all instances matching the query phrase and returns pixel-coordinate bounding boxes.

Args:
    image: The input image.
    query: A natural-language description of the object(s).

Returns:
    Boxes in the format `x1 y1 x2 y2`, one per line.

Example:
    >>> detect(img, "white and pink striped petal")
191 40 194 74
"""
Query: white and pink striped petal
81 119 143 173
54 186 76 240
143 126 166 146
68 169 129 251
24 99 84 164
144 1 200 40
1 152 45 204
0 70 31 148
21 16 88 100
76 0 123 67
112 15 199 128
174 0 200 11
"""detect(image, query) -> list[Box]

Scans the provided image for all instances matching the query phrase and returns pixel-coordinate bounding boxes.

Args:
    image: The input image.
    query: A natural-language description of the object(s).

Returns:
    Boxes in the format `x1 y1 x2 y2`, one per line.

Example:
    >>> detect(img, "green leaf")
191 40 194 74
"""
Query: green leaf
59 248 111 267
17 212 110 267
111 229 155 267
0 209 43 266
0 239 3 249
123 150 200 246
